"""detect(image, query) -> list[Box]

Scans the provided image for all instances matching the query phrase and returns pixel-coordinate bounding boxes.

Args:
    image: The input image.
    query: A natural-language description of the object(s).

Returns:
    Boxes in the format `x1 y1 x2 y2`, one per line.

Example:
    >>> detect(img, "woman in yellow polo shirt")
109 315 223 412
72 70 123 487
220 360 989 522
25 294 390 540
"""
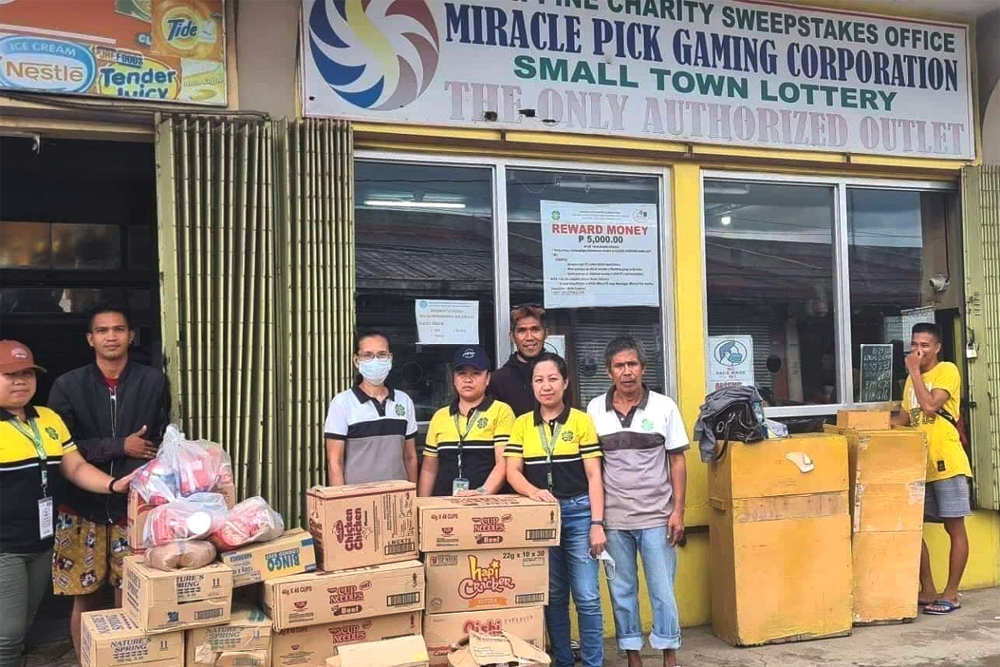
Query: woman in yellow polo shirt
505 352 606 667
0 341 134 667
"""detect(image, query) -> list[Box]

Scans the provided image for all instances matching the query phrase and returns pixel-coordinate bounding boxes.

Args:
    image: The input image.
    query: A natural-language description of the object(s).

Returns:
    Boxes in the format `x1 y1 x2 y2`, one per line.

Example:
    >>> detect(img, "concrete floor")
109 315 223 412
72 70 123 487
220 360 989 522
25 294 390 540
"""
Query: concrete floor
24 588 1000 667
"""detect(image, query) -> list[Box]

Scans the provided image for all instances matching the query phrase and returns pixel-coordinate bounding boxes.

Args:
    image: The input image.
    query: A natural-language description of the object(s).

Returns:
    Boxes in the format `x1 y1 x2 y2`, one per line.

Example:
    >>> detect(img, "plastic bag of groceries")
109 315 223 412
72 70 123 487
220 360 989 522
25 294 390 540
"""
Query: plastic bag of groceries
132 425 233 503
142 492 229 548
145 540 217 571
209 496 285 552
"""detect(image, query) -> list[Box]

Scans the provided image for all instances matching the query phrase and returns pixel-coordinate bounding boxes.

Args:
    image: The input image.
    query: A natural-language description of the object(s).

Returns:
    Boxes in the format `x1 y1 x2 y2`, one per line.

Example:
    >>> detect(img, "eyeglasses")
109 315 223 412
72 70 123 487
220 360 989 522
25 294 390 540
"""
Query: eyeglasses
357 352 391 362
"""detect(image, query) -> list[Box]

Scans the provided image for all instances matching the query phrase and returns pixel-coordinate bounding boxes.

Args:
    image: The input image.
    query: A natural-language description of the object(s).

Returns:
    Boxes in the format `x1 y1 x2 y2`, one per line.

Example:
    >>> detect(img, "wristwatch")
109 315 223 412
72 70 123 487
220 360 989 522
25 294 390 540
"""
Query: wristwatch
590 520 606 528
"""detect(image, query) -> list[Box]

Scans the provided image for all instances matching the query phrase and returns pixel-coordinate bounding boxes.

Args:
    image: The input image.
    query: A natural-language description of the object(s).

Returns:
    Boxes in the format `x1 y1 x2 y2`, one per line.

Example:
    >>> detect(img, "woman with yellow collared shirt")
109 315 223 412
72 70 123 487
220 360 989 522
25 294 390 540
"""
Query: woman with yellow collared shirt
0 341 135 667
504 352 606 667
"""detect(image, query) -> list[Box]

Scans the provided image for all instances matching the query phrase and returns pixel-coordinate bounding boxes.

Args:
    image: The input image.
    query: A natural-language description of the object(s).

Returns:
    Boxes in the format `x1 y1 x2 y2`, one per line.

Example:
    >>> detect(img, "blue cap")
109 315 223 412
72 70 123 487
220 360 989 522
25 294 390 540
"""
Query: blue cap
453 345 490 371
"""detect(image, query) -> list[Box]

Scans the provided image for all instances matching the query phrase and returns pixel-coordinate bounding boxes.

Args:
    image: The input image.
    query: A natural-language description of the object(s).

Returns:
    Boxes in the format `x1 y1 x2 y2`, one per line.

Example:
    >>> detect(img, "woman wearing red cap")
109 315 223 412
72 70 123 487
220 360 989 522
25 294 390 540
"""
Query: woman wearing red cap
0 340 134 667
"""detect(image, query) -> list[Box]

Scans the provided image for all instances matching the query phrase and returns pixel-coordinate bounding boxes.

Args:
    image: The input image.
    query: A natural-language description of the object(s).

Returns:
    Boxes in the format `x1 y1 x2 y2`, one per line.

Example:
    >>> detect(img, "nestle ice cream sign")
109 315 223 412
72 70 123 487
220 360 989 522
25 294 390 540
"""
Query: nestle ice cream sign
0 36 95 93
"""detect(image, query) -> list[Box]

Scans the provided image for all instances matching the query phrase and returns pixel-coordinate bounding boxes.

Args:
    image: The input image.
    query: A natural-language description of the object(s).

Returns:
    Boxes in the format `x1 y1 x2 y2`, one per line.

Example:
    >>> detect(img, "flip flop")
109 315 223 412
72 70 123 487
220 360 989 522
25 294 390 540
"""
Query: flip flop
923 599 961 615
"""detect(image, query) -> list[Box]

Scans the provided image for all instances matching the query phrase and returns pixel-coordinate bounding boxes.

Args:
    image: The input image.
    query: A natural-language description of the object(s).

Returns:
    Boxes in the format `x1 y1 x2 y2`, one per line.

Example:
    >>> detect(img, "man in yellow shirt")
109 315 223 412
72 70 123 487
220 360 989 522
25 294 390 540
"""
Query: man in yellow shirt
892 323 972 615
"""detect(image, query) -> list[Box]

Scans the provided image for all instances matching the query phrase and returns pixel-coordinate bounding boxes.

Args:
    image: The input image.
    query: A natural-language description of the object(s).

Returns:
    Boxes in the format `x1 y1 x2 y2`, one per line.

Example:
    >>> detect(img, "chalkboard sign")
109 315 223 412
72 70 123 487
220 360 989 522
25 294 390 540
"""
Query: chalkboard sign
860 344 894 403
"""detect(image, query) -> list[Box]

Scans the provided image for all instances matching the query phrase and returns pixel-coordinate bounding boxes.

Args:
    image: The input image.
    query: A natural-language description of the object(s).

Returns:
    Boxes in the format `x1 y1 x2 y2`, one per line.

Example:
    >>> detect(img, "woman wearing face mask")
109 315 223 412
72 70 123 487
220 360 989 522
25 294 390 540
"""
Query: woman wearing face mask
324 330 418 486
418 345 515 497
504 352 606 667
0 341 136 667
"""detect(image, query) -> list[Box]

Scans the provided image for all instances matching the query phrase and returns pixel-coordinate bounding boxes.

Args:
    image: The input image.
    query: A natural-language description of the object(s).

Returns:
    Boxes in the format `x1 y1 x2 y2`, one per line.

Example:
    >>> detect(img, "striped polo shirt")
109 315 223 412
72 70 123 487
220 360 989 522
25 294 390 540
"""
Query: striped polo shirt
324 384 418 485
504 406 601 499
587 387 689 530
1 405 77 553
423 396 515 496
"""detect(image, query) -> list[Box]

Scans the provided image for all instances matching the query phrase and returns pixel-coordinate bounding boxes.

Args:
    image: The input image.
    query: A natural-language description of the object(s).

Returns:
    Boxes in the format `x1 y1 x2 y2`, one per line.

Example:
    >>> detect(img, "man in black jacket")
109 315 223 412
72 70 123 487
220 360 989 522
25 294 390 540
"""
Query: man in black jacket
47 304 169 657
488 304 570 415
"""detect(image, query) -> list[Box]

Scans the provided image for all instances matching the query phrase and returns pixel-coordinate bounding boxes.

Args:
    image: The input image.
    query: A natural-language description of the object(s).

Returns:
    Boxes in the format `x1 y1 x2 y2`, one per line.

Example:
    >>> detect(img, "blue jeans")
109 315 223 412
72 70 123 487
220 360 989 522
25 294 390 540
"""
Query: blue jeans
547 494 603 667
605 526 681 651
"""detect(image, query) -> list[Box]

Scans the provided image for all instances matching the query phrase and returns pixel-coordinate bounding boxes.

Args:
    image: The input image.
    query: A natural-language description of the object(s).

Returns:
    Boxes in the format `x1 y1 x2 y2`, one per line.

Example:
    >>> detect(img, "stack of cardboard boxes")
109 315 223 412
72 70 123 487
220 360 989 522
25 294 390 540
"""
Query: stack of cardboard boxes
415 495 560 667
266 481 425 667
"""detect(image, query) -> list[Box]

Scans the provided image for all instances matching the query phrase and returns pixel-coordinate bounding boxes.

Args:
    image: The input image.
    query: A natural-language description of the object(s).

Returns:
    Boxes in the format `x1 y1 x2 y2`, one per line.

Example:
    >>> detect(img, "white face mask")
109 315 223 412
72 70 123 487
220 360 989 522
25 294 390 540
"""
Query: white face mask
358 358 391 385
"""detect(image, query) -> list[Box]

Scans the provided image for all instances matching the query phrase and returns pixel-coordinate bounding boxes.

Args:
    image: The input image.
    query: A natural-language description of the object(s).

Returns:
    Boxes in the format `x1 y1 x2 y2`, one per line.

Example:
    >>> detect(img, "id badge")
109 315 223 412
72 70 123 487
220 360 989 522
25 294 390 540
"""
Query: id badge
38 497 53 539
452 477 470 495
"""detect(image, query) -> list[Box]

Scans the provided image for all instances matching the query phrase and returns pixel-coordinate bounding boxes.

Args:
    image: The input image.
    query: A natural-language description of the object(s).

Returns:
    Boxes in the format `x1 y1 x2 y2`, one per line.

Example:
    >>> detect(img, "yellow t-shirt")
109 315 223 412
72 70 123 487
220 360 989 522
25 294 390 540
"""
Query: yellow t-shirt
902 361 971 482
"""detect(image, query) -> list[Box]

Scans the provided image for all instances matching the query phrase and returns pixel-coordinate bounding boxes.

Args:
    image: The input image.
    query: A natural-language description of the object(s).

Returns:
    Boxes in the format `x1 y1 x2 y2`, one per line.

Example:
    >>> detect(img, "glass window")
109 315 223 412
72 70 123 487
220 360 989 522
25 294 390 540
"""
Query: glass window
848 189 952 401
355 161 495 422
506 169 664 408
0 221 121 269
704 180 837 407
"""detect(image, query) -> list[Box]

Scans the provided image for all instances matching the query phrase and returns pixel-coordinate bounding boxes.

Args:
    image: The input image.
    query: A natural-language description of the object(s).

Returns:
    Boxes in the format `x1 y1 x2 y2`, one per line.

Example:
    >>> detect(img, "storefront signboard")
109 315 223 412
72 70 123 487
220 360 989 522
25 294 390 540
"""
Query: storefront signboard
859 343 893 403
416 299 479 345
0 0 227 106
707 335 755 393
301 0 973 159
539 200 658 309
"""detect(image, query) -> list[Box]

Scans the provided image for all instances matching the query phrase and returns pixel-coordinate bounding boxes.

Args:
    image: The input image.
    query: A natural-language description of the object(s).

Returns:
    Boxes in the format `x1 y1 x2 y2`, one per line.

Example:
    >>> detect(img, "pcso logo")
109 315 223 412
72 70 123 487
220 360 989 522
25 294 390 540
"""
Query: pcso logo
308 0 440 110
0 36 96 94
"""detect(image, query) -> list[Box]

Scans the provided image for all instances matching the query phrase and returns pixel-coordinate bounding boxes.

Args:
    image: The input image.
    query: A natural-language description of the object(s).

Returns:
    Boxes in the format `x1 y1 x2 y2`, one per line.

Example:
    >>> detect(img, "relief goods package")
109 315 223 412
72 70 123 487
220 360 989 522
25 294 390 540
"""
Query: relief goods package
425 548 548 614
80 609 183 667
416 495 560 552
210 496 285 552
123 556 233 633
185 602 272 667
132 424 234 504
307 481 417 571
261 560 424 631
219 529 316 587
142 492 228 548
271 612 422 667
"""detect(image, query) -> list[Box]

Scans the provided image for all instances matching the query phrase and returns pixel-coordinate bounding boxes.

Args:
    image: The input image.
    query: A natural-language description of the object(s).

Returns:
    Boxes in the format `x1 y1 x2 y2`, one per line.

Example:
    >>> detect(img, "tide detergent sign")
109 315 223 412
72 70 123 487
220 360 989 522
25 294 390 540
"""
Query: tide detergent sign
0 36 95 93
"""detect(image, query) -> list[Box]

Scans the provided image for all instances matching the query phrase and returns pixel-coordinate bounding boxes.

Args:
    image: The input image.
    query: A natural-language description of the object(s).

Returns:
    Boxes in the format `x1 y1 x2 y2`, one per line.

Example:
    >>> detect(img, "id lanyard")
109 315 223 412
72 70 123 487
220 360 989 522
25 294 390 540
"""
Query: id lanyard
452 410 479 480
536 422 563 491
10 417 48 496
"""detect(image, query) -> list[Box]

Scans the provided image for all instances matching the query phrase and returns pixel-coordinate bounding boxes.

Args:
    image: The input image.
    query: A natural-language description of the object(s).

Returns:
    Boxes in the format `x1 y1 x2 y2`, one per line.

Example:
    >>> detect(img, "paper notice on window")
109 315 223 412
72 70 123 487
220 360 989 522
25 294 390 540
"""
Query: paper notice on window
540 201 658 309
415 300 479 345
707 335 755 394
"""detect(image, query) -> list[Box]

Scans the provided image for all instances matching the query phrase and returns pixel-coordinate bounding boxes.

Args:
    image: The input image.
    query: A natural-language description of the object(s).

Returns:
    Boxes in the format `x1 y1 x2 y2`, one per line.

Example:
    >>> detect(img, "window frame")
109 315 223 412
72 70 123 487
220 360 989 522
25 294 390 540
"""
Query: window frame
355 151 677 408
701 170 957 418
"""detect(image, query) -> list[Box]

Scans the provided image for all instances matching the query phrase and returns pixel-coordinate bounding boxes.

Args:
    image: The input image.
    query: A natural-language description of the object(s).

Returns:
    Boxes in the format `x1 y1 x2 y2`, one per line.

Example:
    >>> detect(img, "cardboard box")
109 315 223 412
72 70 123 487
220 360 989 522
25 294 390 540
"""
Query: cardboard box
836 410 891 431
262 560 425 631
271 612 422 667
416 496 560 553
708 434 853 646
185 602 271 666
307 481 417 571
423 607 545 667
447 632 550 667
219 529 317 587
425 548 548 614
840 426 927 624
123 556 233 634
80 609 184 667
330 635 429 667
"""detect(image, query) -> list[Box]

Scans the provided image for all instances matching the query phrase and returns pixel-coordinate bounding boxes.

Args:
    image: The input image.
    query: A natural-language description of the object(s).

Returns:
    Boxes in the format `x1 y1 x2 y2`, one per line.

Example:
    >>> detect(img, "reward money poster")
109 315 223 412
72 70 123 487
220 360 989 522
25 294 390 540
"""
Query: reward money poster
540 200 658 309
302 0 973 158
0 0 227 105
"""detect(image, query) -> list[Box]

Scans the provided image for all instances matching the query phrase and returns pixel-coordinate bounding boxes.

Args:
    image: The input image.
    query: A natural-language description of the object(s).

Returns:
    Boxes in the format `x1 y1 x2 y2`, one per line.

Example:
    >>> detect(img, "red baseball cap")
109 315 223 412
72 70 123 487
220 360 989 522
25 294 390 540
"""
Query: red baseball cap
0 340 46 374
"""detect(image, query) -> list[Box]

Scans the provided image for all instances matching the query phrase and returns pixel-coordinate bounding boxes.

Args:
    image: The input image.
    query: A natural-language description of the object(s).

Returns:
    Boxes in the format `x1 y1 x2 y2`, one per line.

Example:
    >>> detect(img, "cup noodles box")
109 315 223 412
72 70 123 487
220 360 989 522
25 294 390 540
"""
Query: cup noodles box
185 602 271 667
80 609 183 667
219 529 317 587
123 556 233 634
271 612 422 667
307 481 417 571
425 548 548 614
262 560 425 632
330 634 429 667
423 607 545 667
416 496 560 552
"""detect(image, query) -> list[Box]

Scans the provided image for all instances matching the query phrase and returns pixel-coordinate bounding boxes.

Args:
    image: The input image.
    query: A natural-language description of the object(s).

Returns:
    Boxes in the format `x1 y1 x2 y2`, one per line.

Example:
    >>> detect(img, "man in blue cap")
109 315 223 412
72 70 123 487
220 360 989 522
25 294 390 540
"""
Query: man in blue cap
418 345 515 497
